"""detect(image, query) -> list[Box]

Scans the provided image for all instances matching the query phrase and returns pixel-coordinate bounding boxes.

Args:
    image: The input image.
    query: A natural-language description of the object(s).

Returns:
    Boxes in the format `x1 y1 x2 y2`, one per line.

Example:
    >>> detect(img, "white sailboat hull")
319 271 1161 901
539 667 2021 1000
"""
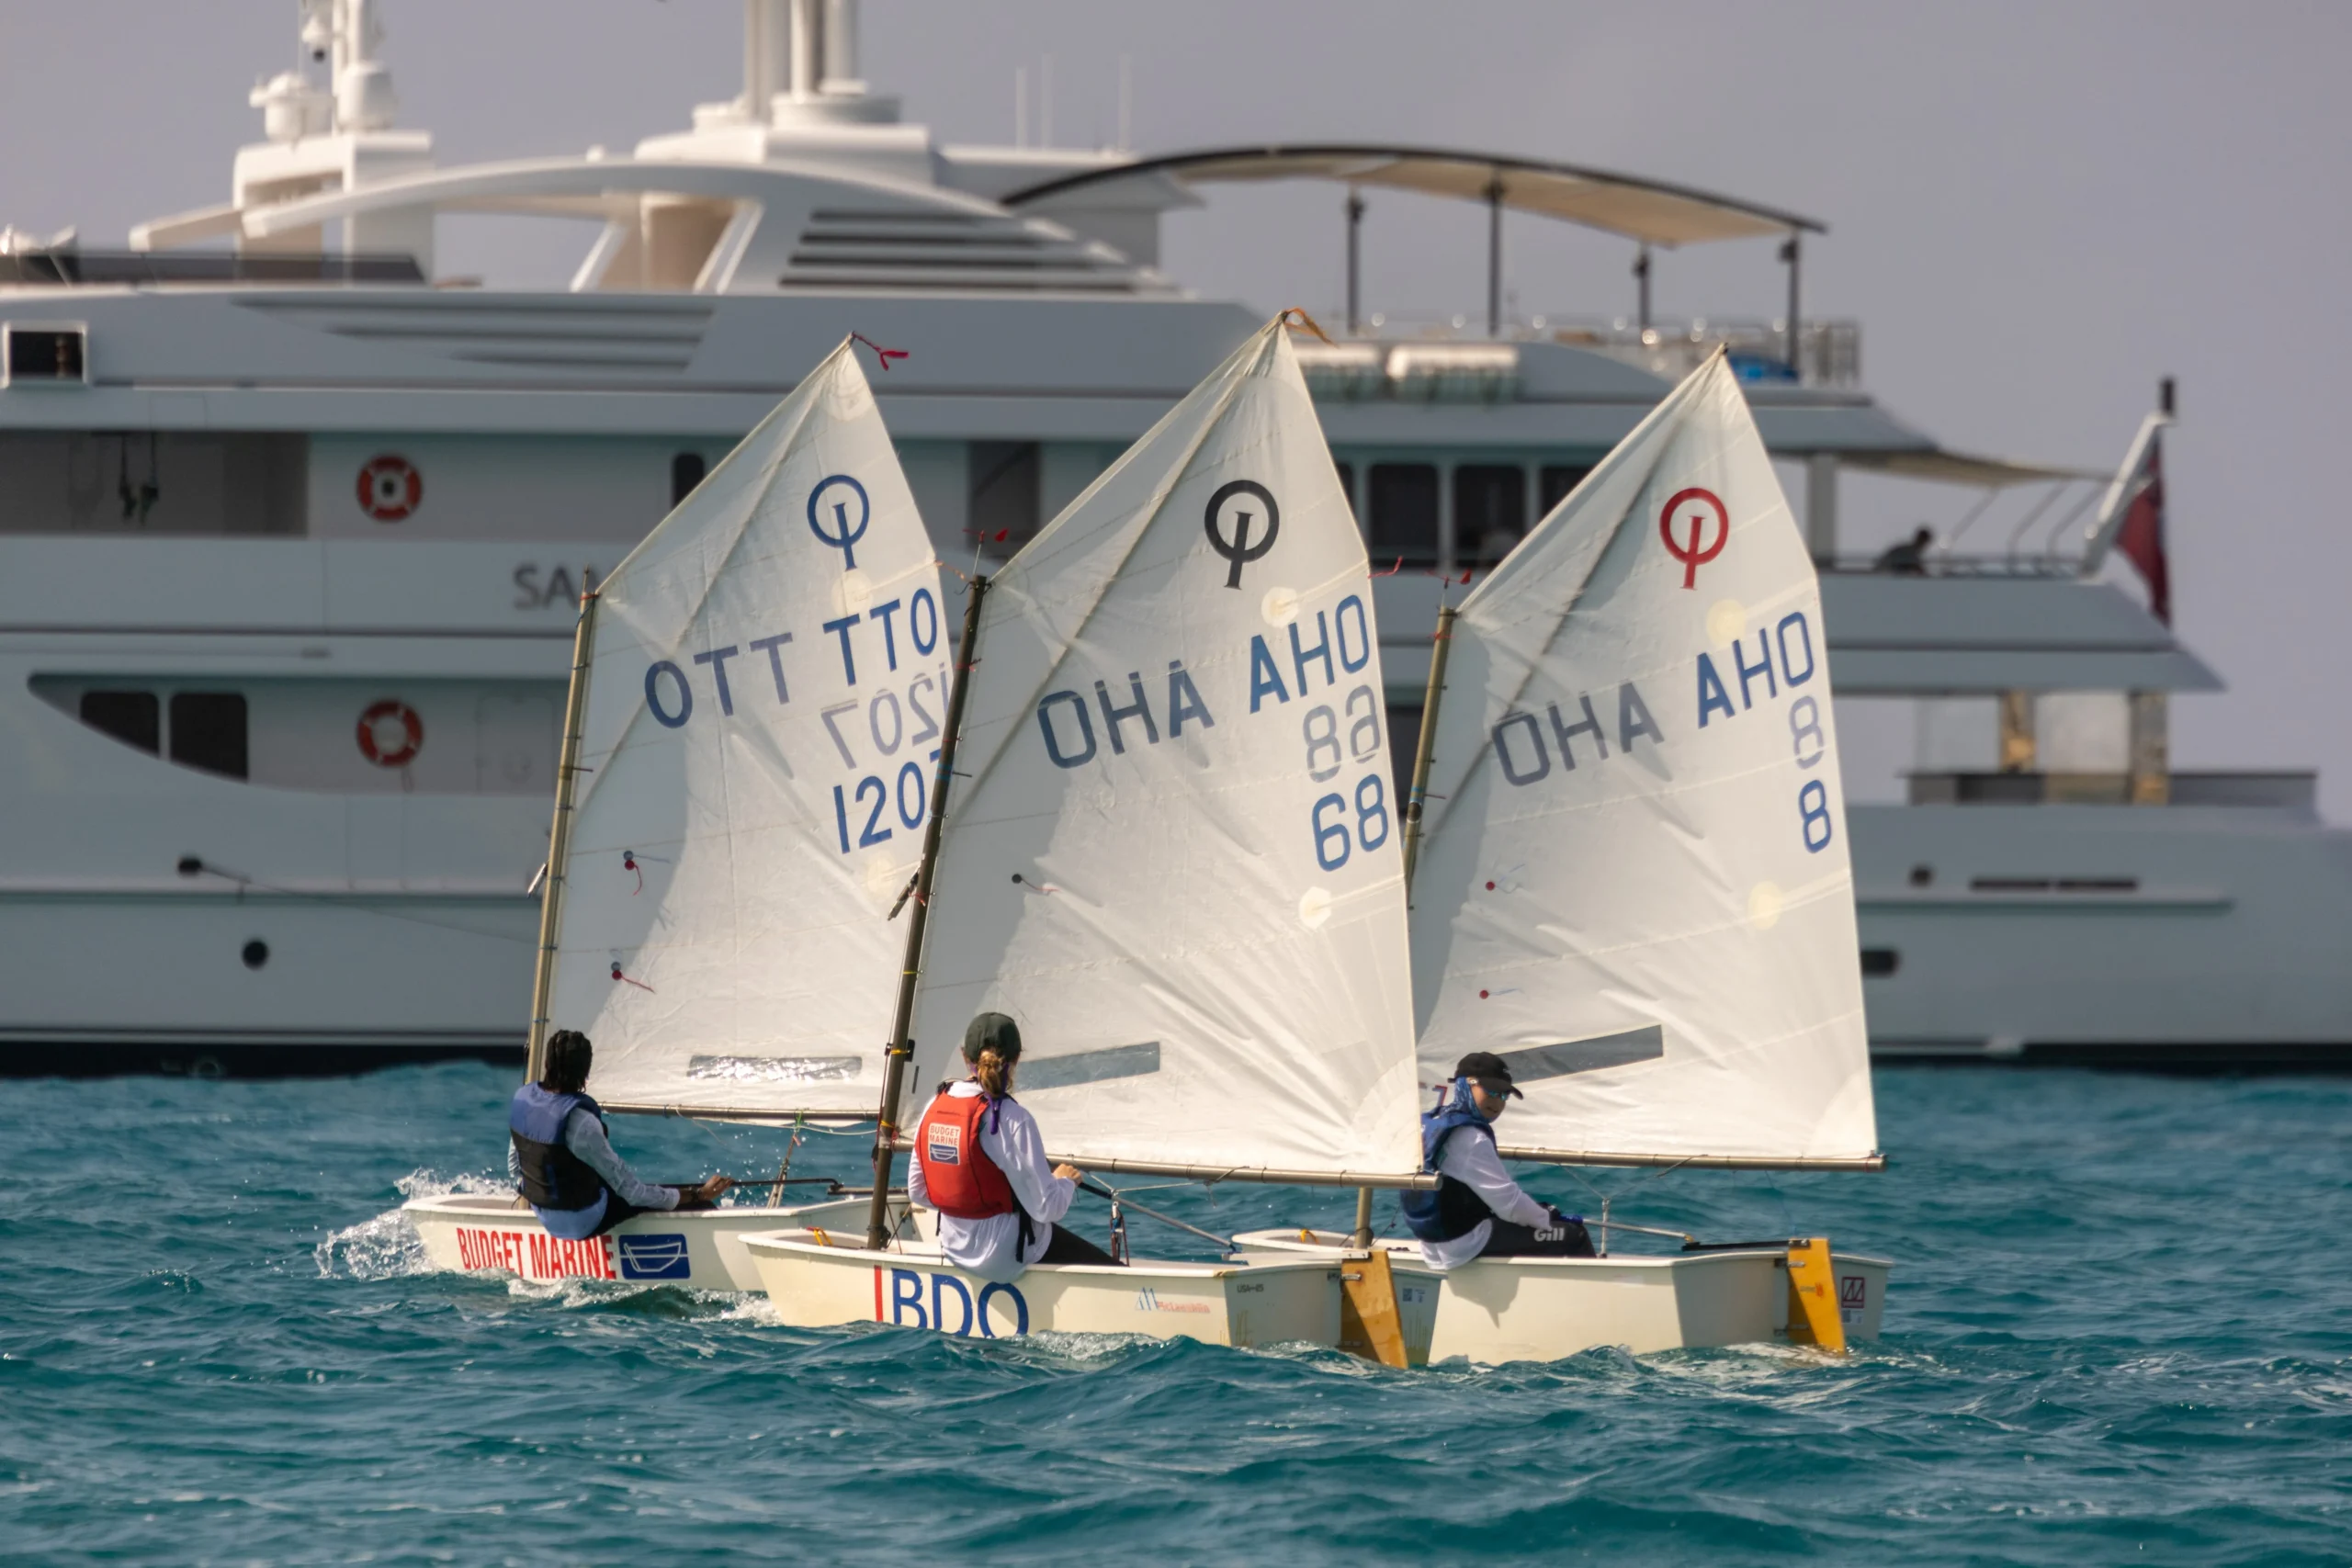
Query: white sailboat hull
742 1229 1343 1348
404 1193 920 1292
1232 1229 1892 1364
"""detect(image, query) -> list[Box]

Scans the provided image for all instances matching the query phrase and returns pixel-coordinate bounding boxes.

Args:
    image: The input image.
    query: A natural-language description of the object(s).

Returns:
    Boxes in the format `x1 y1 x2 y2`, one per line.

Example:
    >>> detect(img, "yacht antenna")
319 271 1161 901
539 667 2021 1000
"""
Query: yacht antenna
1117 54 1132 152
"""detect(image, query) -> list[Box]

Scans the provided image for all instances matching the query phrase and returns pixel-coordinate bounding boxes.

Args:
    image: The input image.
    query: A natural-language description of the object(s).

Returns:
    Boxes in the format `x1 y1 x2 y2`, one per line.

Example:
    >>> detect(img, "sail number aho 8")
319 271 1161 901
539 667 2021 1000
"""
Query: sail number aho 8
1694 607 1830 853
1487 607 1830 857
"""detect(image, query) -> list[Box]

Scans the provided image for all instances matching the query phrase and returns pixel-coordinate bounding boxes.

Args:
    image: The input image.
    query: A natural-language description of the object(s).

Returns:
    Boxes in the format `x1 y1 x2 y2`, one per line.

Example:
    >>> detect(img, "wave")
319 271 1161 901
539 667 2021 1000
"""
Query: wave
313 1168 506 1280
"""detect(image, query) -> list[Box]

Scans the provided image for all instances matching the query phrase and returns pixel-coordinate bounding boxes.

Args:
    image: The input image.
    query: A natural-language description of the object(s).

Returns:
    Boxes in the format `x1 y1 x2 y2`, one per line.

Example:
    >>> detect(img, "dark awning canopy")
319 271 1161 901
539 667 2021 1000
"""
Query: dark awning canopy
1004 144 1824 248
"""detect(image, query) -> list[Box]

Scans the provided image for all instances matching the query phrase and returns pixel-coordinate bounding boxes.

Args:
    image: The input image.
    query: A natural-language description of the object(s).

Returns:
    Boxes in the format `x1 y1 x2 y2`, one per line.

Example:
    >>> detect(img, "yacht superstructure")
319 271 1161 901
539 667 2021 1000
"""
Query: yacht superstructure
4 0 2342 1073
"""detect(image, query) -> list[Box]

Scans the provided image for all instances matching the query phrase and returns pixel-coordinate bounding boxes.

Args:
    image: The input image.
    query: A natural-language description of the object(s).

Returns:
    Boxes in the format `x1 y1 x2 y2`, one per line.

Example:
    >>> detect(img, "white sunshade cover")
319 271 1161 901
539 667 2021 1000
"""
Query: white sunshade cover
911 320 1424 1179
546 339 947 1115
1411 352 1879 1165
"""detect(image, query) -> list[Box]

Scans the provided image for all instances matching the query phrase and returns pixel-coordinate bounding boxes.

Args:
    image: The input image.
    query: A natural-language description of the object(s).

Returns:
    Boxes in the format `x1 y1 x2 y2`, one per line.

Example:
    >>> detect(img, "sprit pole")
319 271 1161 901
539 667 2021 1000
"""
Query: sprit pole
1398 603 1457 894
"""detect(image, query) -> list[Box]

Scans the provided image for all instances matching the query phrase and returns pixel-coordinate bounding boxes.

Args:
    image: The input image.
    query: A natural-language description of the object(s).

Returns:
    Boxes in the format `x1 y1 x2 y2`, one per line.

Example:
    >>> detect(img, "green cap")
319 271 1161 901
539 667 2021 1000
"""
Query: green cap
963 1011 1023 1063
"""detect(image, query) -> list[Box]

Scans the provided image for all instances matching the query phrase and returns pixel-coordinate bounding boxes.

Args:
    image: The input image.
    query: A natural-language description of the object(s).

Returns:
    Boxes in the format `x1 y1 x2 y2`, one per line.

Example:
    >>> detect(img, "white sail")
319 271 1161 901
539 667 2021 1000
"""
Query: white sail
1411 352 1878 1165
544 340 947 1115
911 320 1423 1179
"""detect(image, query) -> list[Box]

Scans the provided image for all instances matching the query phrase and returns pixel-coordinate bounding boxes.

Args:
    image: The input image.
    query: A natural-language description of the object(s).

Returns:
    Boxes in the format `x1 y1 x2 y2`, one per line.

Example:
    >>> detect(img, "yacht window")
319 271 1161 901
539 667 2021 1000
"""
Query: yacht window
671 452 707 507
1540 465 1593 513
1385 704 1424 798
1453 465 1526 569
6 326 85 383
1368 464 1439 570
0 432 305 536
79 689 160 754
1860 948 1900 976
969 441 1040 558
169 692 248 780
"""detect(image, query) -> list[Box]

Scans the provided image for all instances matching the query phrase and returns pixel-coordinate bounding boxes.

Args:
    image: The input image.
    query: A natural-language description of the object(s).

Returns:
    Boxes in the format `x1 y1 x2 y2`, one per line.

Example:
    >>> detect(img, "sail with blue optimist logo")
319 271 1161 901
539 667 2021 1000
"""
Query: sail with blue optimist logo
544 338 948 1116
911 318 1425 1180
1409 351 1880 1166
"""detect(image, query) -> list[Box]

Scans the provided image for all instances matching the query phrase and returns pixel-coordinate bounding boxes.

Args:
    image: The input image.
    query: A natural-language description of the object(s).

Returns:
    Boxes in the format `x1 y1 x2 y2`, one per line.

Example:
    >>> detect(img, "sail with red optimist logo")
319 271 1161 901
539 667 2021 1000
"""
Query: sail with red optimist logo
544 338 947 1116
1408 351 1880 1167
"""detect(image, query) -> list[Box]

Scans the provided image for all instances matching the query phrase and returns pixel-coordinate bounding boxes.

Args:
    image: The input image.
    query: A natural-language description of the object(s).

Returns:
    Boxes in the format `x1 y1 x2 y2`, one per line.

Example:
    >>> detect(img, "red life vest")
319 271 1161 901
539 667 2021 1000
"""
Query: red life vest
913 1085 1017 1220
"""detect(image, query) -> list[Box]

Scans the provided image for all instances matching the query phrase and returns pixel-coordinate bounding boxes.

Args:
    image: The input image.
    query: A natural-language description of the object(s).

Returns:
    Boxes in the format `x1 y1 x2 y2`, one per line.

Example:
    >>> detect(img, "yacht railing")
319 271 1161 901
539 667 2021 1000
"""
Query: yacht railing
1820 553 2084 580
1907 771 2317 812
1321 312 1861 389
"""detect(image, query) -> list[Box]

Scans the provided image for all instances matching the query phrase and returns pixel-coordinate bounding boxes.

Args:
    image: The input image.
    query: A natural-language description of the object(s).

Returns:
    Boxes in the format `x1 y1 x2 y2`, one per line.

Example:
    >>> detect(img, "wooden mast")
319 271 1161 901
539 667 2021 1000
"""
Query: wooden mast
525 590 600 1085
1351 601 1458 1247
865 575 991 1249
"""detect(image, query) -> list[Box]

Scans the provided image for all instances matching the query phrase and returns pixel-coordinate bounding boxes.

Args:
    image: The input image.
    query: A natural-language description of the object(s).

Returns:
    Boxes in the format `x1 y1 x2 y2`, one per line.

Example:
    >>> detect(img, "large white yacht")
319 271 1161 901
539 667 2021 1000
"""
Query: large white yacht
5 0 2343 1074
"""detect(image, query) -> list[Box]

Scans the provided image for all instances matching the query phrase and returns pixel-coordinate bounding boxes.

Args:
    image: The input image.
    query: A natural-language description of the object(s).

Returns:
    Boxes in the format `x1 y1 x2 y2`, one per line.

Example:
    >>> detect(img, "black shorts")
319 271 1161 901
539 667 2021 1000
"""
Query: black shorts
588 1187 691 1237
1036 1223 1122 1267
1478 1216 1597 1259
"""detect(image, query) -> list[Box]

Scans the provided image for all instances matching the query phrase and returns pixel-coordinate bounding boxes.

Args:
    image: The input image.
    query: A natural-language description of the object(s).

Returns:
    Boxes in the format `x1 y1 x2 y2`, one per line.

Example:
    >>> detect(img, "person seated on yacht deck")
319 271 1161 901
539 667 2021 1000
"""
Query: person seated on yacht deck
1401 1051 1596 1270
508 1029 731 1241
1874 525 1935 574
907 1011 1122 1283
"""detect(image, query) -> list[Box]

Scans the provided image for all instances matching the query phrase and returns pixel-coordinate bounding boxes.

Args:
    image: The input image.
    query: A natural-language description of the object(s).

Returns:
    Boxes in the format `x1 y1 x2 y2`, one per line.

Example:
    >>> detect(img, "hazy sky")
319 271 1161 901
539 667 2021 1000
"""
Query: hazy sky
3 2 2346 815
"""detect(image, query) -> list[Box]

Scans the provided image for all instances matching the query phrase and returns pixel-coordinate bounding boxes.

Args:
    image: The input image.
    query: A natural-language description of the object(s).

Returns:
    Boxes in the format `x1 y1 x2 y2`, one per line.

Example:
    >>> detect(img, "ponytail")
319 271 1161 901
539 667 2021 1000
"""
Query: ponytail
975 1047 1012 1100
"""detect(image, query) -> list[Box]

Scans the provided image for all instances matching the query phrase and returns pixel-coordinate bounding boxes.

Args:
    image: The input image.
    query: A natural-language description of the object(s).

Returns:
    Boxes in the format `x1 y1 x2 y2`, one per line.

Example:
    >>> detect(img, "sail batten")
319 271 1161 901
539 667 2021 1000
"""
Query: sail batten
1413 351 1879 1166
541 339 947 1117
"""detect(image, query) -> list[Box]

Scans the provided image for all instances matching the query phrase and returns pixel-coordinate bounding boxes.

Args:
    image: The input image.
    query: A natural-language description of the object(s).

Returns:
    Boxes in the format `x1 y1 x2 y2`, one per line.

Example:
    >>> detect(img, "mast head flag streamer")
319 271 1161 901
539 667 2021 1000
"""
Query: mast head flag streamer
911 318 1424 1180
1413 350 1880 1167
545 338 947 1116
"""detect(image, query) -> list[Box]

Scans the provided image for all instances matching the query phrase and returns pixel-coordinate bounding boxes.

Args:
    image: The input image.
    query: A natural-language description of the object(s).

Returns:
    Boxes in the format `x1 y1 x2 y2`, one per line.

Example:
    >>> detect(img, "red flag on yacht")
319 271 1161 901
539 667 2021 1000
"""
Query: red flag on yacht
2114 431 2169 624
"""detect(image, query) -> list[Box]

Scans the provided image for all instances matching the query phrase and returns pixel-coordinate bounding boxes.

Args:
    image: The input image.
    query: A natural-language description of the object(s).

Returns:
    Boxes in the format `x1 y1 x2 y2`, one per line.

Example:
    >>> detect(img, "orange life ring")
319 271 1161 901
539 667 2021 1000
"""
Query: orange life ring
356 700 424 768
356 455 422 522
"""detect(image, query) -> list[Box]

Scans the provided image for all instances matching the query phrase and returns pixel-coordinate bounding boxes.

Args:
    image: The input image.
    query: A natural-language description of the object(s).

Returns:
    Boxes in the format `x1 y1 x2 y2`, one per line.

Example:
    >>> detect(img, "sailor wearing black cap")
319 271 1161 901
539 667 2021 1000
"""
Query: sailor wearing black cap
1399 1051 1597 1270
907 1011 1123 1283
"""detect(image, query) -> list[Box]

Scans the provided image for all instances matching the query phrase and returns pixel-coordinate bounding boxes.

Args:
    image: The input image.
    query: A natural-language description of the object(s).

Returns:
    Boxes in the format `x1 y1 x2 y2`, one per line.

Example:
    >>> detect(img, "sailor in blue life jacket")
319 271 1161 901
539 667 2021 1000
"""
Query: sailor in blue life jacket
904 1011 1124 1284
508 1029 732 1241
1400 1051 1597 1271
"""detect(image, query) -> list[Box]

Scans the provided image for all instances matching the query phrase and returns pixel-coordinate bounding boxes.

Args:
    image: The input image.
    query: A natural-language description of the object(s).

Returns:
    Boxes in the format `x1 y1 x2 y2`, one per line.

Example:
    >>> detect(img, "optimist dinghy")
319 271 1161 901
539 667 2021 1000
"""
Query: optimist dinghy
406 337 946 1292
1238 350 1892 1362
745 315 1437 1347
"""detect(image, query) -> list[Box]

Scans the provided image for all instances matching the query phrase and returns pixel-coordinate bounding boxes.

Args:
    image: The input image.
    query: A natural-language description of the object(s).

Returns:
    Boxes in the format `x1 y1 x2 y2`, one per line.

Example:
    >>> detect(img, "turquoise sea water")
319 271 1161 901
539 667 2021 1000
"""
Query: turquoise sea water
3 1065 2346 1565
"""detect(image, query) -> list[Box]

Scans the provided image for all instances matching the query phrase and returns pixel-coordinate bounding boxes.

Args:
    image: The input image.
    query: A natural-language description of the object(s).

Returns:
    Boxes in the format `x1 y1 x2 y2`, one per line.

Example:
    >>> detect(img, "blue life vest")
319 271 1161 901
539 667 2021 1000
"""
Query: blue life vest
1399 1082 1505 1244
509 1084 612 1214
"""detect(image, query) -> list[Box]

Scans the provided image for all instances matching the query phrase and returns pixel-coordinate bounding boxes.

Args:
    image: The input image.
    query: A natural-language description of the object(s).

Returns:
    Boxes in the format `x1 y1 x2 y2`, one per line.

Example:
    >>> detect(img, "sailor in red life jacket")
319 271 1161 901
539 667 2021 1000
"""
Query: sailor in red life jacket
907 1012 1124 1283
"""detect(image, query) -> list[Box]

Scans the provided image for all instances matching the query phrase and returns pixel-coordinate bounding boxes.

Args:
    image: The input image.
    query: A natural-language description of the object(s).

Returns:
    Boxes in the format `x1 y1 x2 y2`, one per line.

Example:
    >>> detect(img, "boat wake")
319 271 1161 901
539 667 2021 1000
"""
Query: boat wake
314 1168 505 1280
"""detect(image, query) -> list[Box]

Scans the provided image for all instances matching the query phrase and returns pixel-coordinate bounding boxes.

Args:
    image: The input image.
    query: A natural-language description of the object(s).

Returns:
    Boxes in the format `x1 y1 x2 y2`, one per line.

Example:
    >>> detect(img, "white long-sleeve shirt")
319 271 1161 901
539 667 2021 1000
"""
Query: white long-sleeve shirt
508 1106 679 1240
904 1082 1077 1283
1417 1121 1554 1272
